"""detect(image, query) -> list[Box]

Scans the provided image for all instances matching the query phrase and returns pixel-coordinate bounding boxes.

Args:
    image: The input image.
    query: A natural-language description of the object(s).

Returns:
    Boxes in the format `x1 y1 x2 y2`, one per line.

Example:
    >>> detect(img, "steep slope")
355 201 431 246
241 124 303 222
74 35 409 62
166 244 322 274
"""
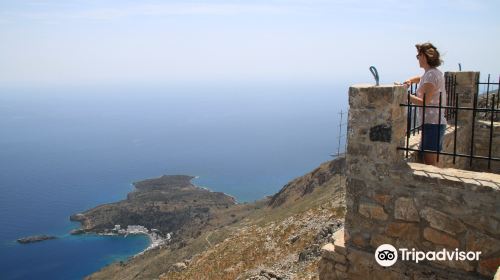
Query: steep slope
86 157 346 280
268 157 345 208
161 178 345 280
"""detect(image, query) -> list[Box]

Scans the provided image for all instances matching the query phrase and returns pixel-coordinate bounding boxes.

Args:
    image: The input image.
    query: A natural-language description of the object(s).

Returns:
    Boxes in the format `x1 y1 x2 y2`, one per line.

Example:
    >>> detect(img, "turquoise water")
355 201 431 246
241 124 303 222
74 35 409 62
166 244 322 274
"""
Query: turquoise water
2 233 150 279
0 83 347 279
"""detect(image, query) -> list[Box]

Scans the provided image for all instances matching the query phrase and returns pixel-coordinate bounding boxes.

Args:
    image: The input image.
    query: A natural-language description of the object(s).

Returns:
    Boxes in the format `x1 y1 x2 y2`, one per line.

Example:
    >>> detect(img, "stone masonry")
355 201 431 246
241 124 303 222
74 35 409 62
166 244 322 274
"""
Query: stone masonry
470 120 500 173
319 82 500 280
439 72 478 170
438 72 500 173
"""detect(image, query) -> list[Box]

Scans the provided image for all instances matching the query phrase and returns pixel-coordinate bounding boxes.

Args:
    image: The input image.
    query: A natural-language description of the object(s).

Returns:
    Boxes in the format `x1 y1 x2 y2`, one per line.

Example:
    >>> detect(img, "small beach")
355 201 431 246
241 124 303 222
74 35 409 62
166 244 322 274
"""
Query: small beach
98 225 170 256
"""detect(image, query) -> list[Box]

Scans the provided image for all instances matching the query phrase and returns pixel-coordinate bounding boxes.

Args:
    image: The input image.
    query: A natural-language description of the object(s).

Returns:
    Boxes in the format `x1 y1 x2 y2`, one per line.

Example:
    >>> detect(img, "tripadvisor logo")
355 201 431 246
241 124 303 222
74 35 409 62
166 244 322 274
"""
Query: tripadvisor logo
374 244 482 267
375 244 398 267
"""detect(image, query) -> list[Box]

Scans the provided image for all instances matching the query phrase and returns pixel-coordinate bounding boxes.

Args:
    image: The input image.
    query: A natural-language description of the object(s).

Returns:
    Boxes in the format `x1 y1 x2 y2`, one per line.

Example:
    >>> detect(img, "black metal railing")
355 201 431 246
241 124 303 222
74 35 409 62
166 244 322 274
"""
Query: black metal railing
477 74 500 121
445 74 458 121
398 73 500 170
406 83 421 136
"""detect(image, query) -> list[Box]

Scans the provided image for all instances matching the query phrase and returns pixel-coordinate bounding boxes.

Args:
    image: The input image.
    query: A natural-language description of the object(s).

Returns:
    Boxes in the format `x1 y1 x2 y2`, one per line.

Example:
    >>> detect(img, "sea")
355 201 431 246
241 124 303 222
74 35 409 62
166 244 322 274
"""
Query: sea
0 82 348 279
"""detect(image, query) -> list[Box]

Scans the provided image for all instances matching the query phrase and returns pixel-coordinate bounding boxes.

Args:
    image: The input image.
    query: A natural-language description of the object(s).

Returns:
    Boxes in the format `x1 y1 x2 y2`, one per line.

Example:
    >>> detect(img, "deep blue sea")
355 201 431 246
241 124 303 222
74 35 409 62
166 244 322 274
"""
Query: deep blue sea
0 83 348 279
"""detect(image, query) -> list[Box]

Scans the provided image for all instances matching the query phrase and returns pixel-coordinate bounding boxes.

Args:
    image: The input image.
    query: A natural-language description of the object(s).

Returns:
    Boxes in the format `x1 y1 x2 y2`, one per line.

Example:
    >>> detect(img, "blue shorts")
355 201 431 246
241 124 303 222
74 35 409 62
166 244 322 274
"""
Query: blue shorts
420 124 446 152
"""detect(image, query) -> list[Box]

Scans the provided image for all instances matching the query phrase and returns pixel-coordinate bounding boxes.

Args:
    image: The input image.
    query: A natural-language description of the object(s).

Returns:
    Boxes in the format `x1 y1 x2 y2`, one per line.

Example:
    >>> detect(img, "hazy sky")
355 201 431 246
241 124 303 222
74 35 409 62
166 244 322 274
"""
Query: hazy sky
1 0 499 87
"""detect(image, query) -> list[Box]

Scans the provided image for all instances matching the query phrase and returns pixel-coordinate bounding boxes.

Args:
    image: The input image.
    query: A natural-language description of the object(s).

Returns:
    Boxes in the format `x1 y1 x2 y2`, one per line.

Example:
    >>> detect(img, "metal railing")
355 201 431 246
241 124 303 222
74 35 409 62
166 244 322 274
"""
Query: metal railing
445 74 458 121
477 74 500 121
397 73 500 170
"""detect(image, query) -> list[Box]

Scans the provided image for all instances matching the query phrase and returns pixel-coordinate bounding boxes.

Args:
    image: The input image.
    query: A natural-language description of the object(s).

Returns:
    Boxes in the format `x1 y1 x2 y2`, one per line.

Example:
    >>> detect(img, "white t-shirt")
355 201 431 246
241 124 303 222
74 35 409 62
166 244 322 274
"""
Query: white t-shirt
417 68 447 125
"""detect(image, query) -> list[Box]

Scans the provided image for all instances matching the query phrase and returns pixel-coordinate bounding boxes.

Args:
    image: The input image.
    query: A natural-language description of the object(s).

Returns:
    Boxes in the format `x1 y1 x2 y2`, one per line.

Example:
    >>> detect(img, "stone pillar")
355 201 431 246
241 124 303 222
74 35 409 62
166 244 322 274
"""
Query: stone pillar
448 71 480 115
346 84 407 167
345 84 406 246
441 71 479 169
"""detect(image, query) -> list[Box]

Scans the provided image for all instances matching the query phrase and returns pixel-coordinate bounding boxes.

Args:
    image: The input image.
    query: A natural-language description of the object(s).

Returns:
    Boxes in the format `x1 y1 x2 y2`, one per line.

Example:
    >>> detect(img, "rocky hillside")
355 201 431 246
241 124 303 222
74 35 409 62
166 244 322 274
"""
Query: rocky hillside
477 91 499 121
85 157 346 280
161 200 344 280
268 158 345 208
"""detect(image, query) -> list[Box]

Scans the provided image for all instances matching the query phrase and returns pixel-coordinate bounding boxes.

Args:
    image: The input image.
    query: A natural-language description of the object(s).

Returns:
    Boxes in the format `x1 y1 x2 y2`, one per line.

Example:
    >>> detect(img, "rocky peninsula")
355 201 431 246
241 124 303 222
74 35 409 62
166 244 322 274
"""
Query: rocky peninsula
70 175 237 247
85 158 346 280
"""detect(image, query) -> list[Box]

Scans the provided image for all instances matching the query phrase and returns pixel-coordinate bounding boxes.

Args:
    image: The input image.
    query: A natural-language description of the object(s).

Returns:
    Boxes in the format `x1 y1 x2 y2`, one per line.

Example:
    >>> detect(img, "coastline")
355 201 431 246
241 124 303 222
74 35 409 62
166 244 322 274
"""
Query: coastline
96 225 170 256
191 177 240 204
68 174 238 278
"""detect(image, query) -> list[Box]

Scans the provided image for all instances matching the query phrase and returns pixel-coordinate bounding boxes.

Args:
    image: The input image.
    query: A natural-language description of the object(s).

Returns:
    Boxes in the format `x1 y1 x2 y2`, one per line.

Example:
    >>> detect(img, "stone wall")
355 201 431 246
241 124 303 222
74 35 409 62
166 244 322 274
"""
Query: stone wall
417 71 500 174
439 72 479 170
470 120 500 173
319 82 500 280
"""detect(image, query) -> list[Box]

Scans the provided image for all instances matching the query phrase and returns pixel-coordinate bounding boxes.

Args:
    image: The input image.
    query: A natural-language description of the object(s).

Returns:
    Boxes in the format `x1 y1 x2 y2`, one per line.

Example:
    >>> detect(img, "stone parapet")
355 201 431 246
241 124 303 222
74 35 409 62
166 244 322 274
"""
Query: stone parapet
319 83 500 280
470 120 500 173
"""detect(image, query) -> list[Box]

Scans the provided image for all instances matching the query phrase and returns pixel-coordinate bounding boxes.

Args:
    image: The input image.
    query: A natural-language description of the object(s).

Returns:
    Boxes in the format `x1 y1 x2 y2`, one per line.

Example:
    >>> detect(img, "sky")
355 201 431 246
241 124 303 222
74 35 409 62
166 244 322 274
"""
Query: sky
0 0 499 87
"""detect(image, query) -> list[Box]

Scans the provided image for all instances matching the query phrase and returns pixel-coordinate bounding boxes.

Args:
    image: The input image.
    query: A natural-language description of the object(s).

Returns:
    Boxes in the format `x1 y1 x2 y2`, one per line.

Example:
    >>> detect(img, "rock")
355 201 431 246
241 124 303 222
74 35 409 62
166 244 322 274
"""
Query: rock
318 258 335 280
321 243 336 261
17 235 57 244
462 215 500 236
70 228 86 235
299 249 314 262
385 222 419 241
351 233 368 247
420 207 465 235
260 269 283 280
422 227 459 249
493 266 500 280
347 248 375 275
171 262 187 272
69 213 86 222
394 197 420 222
478 257 500 277
289 235 300 244
332 229 346 255
358 203 388 221
372 193 391 205
299 245 320 262
247 276 268 280
466 230 500 257
335 263 347 272
370 234 393 249
436 257 475 273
